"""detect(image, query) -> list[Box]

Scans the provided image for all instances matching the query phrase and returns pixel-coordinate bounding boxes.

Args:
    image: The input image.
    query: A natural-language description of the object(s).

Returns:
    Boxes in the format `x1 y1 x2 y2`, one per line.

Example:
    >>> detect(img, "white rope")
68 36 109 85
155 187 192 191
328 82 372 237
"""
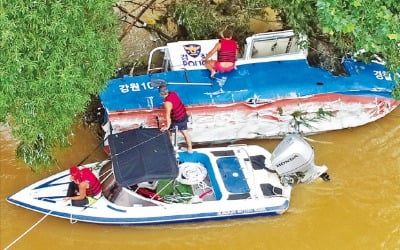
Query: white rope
152 179 174 200
69 212 78 224
100 169 113 184
176 162 207 185
303 136 333 144
4 210 53 250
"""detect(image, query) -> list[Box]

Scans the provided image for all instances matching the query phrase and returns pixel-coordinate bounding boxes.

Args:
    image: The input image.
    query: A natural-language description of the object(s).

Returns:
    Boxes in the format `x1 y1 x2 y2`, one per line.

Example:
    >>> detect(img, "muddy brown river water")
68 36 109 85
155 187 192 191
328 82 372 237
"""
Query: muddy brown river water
1 108 399 249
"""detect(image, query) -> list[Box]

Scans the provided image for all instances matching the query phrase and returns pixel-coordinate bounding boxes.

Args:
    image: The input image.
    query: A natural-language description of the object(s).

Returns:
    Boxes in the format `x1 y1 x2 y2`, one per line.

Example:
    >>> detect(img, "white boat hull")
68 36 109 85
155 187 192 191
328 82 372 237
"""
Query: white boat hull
8 145 293 225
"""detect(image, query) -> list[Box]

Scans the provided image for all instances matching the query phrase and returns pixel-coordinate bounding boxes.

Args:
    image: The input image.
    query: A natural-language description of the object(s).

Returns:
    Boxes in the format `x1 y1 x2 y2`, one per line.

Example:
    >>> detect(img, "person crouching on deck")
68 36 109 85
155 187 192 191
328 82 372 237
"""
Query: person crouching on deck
203 29 238 78
159 86 193 153
64 166 102 206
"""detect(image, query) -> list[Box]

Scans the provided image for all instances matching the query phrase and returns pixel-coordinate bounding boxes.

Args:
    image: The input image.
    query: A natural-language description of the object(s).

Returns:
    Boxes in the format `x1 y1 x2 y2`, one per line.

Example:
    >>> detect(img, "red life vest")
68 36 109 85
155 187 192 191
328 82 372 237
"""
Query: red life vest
217 38 237 63
165 91 187 121
80 168 102 197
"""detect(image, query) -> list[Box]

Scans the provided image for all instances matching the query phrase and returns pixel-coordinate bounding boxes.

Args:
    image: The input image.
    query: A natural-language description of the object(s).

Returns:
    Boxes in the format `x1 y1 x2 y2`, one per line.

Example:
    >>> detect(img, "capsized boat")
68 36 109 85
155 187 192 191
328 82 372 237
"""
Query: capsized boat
99 30 400 148
7 128 329 225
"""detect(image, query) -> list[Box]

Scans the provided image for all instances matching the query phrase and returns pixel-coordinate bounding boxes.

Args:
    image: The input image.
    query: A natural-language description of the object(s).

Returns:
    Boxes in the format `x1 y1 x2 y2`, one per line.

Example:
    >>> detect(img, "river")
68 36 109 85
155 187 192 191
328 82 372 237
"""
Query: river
1 107 399 250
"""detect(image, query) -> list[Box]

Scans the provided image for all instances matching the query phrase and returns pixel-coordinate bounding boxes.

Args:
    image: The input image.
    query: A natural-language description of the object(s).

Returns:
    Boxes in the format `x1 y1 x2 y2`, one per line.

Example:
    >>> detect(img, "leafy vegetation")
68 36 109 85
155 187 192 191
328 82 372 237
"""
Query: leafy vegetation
277 107 335 133
170 0 399 99
0 0 121 170
169 0 252 46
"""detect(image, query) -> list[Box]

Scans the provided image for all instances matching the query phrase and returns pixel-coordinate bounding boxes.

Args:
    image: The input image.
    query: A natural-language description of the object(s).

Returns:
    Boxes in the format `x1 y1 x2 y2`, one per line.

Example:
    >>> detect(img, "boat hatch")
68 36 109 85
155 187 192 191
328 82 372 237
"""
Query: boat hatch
216 156 250 194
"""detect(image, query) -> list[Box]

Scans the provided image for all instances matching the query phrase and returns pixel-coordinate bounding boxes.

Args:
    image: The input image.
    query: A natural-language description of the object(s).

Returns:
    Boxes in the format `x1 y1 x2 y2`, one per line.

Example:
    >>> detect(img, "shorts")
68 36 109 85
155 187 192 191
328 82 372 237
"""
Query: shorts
170 114 189 131
214 61 235 73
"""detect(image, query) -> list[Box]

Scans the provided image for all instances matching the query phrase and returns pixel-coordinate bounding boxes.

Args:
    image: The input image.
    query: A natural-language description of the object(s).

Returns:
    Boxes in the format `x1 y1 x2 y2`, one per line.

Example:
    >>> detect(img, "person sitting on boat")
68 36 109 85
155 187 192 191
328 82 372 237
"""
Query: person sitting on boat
203 29 238 78
159 85 193 153
64 166 102 206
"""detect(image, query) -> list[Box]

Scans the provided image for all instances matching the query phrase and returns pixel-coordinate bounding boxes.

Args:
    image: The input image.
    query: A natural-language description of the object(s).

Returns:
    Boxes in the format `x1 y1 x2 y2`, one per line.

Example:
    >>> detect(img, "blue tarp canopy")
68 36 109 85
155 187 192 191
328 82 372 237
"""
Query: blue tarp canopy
109 128 178 187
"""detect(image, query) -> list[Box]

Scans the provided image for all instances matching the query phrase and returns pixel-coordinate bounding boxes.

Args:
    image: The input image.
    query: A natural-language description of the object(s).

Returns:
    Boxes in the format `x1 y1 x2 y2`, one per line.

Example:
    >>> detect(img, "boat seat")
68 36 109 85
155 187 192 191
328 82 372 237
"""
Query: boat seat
211 150 235 157
227 193 250 200
250 155 266 170
260 183 282 196
250 155 276 173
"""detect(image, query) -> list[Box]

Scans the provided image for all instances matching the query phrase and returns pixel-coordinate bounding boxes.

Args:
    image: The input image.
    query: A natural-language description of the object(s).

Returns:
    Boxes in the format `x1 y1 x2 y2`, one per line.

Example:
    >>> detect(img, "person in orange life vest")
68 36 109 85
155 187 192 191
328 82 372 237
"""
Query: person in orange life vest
159 86 193 152
203 29 238 78
64 166 102 206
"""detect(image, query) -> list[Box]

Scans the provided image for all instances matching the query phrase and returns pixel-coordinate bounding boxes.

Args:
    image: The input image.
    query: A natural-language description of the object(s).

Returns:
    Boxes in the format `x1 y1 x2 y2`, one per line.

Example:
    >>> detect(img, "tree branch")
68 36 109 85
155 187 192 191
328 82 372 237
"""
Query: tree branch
116 0 164 41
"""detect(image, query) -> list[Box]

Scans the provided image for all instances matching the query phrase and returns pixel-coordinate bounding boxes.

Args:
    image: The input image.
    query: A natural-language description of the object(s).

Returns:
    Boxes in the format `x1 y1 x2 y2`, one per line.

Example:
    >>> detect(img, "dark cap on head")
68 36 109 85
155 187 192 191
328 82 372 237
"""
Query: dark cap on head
159 85 168 96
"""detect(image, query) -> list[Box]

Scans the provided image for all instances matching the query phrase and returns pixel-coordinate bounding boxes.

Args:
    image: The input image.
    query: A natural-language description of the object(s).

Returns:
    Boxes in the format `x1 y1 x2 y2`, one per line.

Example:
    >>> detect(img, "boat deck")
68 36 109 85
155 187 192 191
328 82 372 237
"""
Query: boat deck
99 145 286 207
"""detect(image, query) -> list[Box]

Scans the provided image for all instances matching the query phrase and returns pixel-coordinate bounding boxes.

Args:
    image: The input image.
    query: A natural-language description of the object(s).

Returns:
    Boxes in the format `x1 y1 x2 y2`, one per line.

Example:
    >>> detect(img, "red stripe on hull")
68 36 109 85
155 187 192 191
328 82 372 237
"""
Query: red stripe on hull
104 93 399 144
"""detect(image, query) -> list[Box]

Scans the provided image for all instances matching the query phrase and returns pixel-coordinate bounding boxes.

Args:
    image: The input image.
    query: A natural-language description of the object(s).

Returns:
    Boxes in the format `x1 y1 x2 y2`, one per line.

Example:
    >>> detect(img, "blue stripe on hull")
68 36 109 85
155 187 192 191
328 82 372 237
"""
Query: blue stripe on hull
100 59 396 112
7 197 289 225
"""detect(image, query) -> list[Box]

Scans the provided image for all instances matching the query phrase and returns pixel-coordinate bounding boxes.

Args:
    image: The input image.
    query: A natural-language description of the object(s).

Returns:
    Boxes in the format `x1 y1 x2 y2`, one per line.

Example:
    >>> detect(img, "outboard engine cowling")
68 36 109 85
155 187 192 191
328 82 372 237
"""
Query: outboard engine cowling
271 134 329 184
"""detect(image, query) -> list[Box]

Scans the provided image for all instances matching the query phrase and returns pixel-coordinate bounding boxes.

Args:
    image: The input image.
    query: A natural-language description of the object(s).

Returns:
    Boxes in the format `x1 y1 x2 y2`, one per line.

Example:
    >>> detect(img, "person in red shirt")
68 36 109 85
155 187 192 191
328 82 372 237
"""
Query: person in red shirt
203 29 238 78
64 166 102 206
159 86 192 152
